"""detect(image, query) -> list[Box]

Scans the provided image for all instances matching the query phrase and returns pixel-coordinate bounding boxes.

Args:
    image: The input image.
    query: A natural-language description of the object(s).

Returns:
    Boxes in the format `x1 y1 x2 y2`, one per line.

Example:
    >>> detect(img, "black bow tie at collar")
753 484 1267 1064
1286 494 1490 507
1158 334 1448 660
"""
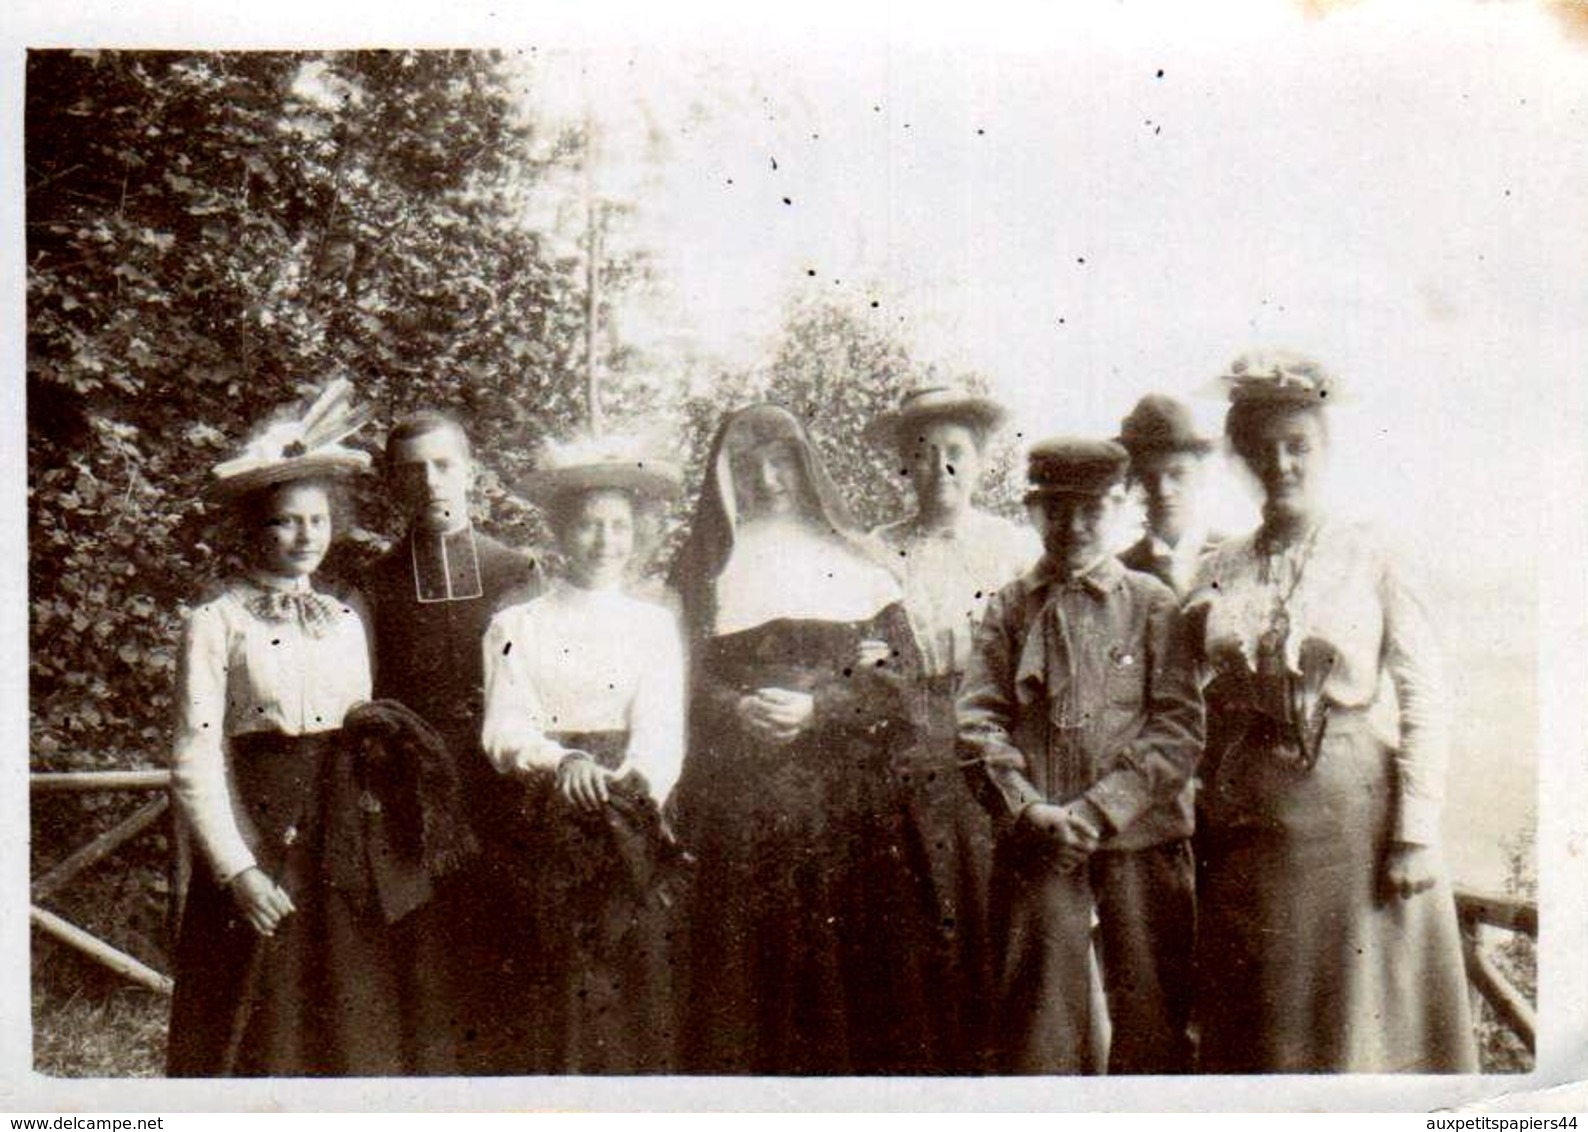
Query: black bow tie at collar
245 587 345 638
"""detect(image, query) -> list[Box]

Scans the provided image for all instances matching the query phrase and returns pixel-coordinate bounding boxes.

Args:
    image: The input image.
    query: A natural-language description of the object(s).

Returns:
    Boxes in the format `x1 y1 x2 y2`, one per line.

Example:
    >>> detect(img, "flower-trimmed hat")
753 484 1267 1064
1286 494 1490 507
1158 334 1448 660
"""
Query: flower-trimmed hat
862 384 1009 448
1211 349 1347 407
209 378 374 499
1024 438 1130 501
521 432 684 506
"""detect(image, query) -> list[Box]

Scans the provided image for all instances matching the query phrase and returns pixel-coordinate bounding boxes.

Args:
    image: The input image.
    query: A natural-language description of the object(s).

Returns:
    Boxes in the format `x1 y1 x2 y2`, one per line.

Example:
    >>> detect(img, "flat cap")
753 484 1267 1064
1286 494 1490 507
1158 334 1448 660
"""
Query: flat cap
1025 437 1129 498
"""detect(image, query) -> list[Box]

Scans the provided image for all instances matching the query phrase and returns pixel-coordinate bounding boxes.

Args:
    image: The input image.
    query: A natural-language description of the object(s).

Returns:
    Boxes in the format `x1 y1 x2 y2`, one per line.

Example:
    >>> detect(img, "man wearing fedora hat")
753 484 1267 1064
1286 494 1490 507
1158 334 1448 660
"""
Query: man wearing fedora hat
957 438 1203 1074
362 410 543 1074
1116 394 1223 598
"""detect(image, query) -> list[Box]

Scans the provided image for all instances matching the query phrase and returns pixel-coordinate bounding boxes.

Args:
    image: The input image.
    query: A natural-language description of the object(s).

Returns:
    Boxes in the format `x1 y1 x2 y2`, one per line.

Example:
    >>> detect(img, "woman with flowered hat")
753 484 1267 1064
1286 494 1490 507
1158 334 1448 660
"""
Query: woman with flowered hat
1184 351 1477 1072
166 380 477 1076
865 384 1040 1073
480 432 688 1074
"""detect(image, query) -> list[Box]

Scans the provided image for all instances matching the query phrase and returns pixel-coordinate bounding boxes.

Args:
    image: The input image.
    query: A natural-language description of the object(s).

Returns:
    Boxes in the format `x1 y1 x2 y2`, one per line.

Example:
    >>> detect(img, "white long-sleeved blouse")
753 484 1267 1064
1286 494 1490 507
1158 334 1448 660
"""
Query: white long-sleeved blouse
170 576 373 882
1186 519 1451 846
480 580 686 804
872 509 1042 679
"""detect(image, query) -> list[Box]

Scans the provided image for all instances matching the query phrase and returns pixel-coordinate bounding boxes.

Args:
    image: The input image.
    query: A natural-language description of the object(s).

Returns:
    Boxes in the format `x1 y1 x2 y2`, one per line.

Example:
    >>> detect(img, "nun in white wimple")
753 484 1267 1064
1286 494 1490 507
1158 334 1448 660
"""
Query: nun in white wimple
667 404 935 1075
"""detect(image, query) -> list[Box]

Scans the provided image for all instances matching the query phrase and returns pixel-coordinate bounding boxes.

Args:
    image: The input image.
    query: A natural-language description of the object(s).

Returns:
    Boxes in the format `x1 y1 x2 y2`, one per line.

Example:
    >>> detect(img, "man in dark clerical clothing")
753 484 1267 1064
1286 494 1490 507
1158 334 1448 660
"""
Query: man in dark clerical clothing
1116 394 1223 598
364 411 541 1074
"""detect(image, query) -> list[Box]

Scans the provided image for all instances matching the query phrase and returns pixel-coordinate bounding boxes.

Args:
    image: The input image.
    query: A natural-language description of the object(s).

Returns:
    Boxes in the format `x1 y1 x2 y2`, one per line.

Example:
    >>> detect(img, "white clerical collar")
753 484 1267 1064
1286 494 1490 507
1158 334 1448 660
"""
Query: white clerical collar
411 524 484 603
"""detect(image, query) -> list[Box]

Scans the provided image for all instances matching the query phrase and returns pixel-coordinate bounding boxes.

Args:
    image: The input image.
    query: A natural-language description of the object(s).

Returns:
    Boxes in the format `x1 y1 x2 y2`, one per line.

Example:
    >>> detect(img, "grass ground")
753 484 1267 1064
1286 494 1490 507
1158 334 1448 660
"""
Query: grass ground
31 952 166 1078
32 941 1532 1078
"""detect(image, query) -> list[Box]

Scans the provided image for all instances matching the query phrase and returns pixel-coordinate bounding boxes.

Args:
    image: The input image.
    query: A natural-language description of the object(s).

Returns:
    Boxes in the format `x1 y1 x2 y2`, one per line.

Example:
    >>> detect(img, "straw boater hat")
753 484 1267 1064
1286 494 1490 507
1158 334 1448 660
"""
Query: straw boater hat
209 378 373 499
521 433 684 506
863 384 1009 448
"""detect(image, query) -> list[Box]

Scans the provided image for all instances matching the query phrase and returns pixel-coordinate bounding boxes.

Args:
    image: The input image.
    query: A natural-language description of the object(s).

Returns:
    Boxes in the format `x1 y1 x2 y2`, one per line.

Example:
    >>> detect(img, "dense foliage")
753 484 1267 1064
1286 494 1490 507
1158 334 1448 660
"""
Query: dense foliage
27 49 592 776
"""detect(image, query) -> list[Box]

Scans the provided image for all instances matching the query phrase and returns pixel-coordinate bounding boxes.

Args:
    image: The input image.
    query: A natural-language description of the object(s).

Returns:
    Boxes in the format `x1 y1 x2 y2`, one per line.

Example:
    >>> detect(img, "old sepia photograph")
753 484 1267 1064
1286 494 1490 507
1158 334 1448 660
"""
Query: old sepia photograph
11 0 1588 1113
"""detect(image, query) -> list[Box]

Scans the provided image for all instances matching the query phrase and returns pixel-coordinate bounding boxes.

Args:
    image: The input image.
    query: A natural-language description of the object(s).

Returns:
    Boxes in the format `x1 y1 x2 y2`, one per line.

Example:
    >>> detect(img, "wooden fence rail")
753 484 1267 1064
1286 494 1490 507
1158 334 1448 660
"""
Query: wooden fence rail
1454 887 1536 1053
30 770 1541 1057
30 768 174 996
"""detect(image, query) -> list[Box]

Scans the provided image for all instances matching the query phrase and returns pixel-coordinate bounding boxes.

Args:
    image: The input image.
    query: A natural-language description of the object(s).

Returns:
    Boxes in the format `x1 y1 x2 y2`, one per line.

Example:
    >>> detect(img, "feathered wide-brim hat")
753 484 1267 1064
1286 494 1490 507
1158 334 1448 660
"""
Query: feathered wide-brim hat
862 384 1009 448
521 432 684 506
209 378 373 499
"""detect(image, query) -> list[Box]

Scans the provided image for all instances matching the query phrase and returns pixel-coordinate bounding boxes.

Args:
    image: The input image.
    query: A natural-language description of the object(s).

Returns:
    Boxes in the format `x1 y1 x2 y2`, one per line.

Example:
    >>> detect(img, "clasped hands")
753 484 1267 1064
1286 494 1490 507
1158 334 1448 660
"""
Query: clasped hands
737 688 816 745
1022 800 1105 872
737 638 889 746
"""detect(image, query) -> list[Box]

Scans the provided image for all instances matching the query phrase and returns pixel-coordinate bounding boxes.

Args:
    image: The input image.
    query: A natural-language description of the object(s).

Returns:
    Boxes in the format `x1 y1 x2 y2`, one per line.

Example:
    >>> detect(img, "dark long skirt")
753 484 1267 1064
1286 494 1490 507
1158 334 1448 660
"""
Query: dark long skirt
166 730 439 1077
891 677 996 1073
522 731 683 1075
1196 712 1478 1073
677 613 932 1075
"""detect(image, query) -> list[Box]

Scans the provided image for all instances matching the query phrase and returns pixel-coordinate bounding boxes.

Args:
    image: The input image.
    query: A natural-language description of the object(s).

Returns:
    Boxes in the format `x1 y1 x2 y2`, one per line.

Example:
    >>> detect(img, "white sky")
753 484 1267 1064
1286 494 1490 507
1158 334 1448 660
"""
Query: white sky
510 2 1588 591
501 5 1588 890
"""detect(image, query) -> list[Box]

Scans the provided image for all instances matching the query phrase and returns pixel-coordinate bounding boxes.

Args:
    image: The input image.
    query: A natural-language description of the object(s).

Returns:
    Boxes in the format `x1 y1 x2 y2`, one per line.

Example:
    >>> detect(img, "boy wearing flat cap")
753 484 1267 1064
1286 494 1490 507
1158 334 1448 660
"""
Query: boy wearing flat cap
1116 394 1222 598
957 438 1204 1074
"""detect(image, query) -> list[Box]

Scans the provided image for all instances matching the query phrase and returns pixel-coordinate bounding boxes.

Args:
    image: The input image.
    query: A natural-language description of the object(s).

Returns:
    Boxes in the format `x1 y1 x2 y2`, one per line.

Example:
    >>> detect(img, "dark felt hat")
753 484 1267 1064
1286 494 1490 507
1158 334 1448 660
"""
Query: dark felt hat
1024 438 1129 500
1116 394 1214 459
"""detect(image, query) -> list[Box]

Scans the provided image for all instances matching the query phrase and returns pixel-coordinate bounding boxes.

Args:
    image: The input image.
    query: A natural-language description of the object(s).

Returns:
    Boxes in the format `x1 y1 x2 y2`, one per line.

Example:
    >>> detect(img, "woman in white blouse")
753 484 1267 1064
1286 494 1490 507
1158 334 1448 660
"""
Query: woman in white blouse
865 386 1040 1073
481 436 686 1075
1185 352 1477 1073
167 382 409 1076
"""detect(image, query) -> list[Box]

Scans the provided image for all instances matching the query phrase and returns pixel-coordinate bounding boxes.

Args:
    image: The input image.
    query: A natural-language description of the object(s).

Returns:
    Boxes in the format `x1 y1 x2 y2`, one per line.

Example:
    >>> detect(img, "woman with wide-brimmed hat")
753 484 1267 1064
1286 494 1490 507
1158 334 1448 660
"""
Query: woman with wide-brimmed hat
480 433 688 1074
864 384 1040 1072
669 404 932 1074
167 381 477 1076
1184 351 1477 1073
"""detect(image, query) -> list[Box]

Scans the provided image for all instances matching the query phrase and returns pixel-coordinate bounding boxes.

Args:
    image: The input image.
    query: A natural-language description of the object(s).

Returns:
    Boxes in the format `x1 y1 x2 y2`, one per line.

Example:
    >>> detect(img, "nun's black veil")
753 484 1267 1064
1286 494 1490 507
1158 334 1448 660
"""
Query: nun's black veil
668 404 870 641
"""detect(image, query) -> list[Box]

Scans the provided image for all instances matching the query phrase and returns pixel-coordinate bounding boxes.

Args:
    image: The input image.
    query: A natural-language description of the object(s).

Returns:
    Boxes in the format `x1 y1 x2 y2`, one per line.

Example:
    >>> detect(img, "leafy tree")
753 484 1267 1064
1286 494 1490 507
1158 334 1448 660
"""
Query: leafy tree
756 293 1027 533
27 50 592 782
